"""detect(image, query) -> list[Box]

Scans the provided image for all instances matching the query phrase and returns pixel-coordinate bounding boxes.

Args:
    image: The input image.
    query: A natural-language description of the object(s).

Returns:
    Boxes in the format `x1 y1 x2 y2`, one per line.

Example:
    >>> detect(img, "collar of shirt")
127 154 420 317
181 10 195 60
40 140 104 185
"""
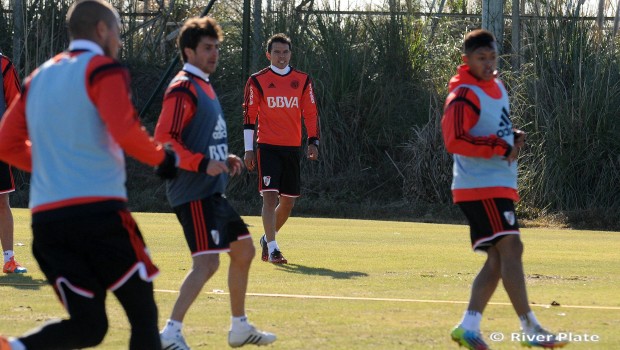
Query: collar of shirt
270 65 291 75
68 40 104 55
183 63 210 82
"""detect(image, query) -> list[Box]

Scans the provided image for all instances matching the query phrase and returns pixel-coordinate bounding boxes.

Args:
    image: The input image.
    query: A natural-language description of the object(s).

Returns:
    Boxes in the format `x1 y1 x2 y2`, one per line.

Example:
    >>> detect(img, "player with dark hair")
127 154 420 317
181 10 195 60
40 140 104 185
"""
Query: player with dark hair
243 33 320 264
442 29 568 350
0 1 178 349
155 16 276 349
0 53 26 274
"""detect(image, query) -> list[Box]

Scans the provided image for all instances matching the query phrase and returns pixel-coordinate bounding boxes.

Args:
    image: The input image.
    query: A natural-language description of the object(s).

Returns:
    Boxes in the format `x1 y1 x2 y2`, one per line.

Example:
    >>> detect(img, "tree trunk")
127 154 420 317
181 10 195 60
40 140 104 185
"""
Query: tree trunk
12 0 25 73
511 0 520 70
596 0 605 29
482 0 504 54
252 0 263 72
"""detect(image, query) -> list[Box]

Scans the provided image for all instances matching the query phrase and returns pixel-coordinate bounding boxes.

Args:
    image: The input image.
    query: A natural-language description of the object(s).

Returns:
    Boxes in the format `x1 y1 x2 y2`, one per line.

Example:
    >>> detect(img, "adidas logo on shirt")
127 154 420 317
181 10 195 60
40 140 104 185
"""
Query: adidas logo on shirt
212 115 228 140
268 82 276 88
496 107 512 138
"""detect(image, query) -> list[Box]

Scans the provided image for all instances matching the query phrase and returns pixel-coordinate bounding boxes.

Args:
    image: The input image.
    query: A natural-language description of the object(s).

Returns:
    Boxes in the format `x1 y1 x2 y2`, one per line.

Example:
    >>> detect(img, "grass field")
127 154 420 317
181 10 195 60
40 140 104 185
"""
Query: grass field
0 208 618 349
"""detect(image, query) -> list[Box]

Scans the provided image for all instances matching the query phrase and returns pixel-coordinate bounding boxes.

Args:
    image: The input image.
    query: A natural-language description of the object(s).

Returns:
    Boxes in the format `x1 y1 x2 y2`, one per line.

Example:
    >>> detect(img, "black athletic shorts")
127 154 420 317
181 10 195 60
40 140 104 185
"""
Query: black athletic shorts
173 194 251 255
457 198 520 252
257 145 301 197
0 161 14 194
31 209 159 294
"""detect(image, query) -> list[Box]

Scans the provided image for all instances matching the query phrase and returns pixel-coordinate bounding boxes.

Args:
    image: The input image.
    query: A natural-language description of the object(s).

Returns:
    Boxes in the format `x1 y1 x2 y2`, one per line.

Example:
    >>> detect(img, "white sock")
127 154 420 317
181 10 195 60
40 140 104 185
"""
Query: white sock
4 250 14 263
519 311 541 333
459 310 482 332
267 241 280 255
161 319 183 338
9 338 26 350
230 315 252 333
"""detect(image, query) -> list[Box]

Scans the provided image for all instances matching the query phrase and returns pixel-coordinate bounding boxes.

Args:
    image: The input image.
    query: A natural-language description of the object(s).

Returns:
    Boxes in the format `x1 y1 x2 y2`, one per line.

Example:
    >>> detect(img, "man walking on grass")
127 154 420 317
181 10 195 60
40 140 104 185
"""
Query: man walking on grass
243 33 320 264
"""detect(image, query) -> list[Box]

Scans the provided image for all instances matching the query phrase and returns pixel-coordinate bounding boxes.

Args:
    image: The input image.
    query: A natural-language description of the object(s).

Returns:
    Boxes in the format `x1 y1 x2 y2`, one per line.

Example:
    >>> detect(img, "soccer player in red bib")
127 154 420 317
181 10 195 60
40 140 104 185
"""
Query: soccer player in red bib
243 33 320 264
442 29 568 350
0 53 26 274
0 1 177 348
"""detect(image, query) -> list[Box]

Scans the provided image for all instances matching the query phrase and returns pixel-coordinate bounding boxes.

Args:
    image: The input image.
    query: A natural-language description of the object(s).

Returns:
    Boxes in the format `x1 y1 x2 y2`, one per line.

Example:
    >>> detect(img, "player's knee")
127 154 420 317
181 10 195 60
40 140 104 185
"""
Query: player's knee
239 242 256 263
193 255 220 277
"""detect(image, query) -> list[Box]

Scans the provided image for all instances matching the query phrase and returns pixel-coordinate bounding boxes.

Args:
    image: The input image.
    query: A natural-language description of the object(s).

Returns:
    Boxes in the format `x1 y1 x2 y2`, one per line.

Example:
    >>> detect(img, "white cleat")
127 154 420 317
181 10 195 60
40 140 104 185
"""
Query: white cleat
228 325 277 348
160 333 191 350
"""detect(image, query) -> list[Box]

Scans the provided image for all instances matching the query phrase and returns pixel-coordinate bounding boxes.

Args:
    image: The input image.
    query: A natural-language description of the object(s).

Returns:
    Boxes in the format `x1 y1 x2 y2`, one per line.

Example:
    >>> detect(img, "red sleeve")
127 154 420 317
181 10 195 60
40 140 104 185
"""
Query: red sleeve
154 77 208 172
86 56 164 166
0 79 31 172
242 76 260 129
2 56 21 107
441 87 511 159
301 76 320 141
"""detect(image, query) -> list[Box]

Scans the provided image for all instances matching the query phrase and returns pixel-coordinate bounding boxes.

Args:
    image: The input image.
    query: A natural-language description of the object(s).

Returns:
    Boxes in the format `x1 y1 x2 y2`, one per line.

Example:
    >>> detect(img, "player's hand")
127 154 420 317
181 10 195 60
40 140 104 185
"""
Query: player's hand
155 143 178 179
244 150 256 171
206 160 229 176
307 144 319 161
226 154 244 176
513 129 526 148
505 145 520 165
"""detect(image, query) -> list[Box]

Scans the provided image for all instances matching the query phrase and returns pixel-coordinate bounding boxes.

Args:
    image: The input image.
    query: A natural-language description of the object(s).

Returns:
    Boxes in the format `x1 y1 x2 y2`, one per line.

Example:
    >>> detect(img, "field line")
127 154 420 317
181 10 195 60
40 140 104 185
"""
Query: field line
2 283 618 311
155 289 620 311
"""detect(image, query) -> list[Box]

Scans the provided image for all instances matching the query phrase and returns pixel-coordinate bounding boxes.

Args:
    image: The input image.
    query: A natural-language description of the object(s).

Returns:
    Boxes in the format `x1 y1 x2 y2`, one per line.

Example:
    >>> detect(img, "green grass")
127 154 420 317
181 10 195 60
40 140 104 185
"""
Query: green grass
1 208 619 349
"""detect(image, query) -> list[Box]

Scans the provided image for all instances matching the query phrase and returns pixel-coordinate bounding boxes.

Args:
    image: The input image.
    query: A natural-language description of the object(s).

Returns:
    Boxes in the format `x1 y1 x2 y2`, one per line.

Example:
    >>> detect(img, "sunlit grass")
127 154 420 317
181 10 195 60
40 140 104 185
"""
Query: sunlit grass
0 209 618 349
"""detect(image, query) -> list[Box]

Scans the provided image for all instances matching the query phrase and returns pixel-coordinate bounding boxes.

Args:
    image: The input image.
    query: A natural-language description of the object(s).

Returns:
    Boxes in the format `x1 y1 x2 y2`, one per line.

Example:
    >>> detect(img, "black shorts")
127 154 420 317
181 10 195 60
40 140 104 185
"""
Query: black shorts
173 195 251 255
457 198 520 251
31 209 159 294
257 145 301 197
0 161 15 194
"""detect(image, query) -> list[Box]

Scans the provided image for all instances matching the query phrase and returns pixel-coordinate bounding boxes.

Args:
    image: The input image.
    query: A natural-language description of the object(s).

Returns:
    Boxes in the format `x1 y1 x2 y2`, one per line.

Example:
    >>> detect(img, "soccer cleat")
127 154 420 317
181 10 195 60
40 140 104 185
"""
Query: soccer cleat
260 235 268 262
268 249 287 264
450 326 490 350
3 257 27 274
520 326 569 348
228 325 276 348
160 333 191 350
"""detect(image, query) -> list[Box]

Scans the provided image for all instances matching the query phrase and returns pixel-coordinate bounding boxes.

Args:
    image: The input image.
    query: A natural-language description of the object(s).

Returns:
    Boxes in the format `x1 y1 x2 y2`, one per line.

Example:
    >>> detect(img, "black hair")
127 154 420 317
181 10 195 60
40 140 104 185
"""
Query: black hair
266 33 291 53
463 29 497 55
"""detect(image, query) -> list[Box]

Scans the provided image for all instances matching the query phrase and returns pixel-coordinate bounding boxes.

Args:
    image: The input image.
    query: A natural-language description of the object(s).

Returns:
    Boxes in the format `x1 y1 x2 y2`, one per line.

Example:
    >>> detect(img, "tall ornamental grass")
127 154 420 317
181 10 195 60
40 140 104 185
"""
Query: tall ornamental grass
512 12 620 214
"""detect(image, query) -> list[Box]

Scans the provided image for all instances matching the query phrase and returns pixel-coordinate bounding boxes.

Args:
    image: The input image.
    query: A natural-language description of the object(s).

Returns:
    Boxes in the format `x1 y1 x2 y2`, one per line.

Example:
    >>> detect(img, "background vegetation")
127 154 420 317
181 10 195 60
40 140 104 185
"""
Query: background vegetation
1 0 620 229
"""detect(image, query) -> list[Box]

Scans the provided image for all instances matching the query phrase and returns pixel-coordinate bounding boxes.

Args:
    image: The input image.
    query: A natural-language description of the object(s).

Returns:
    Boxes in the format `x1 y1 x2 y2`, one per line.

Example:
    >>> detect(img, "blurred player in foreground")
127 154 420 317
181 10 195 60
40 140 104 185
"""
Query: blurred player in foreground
441 29 568 350
0 0 178 348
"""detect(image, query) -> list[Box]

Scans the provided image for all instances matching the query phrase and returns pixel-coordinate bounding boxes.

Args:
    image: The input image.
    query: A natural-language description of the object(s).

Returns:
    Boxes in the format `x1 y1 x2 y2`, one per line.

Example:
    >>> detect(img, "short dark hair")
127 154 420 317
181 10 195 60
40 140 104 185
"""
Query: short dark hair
177 17 223 63
67 0 119 40
266 33 291 53
463 29 496 55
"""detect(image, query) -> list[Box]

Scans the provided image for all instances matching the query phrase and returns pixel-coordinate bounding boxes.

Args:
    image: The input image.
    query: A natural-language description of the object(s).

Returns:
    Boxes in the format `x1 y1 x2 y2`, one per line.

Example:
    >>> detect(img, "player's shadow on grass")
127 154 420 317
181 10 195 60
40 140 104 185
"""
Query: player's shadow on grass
275 263 368 279
0 274 47 290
